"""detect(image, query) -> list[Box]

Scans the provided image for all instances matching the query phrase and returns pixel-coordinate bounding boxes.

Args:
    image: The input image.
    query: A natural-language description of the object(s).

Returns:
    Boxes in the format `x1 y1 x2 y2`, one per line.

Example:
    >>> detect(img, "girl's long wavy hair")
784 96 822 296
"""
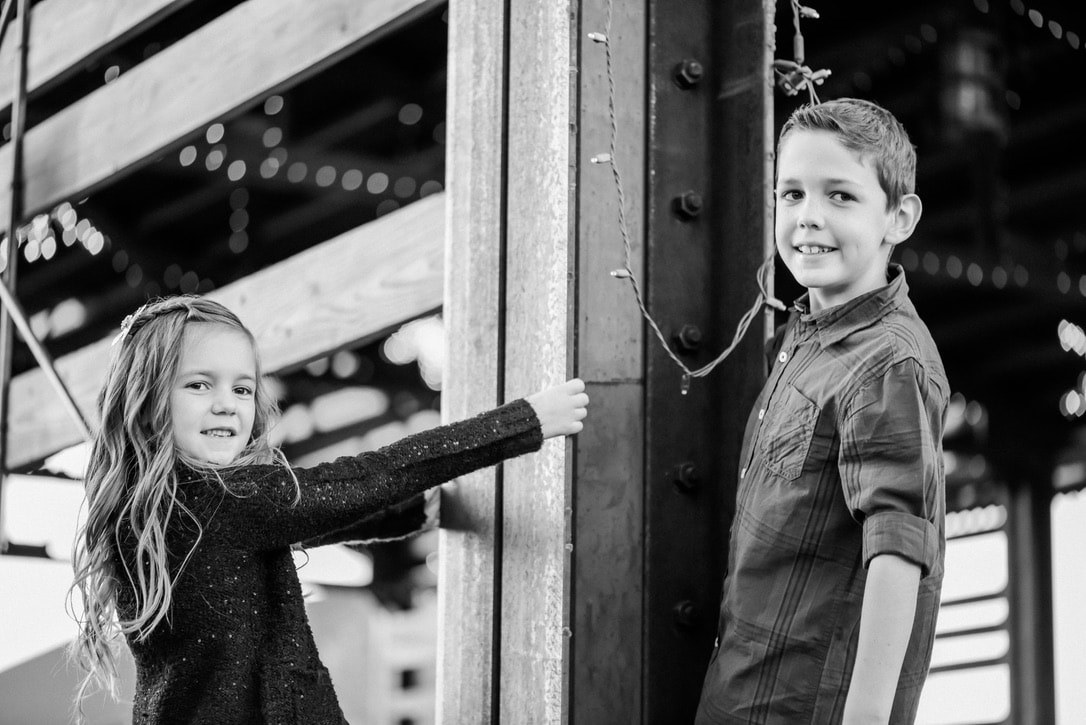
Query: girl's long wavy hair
68 296 285 712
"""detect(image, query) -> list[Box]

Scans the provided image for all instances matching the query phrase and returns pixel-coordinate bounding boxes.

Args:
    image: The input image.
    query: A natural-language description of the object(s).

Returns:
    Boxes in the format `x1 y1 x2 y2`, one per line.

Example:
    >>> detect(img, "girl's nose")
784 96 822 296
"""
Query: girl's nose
211 389 236 414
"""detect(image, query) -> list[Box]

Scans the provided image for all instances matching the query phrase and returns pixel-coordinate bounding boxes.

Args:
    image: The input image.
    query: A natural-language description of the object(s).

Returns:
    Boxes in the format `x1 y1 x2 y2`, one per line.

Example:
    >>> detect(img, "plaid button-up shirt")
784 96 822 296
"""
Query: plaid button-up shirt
696 266 949 724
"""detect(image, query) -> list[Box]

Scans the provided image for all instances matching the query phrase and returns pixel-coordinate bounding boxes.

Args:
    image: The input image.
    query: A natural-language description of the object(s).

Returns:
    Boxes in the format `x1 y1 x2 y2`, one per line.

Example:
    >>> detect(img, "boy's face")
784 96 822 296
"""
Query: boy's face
171 322 257 465
775 130 902 312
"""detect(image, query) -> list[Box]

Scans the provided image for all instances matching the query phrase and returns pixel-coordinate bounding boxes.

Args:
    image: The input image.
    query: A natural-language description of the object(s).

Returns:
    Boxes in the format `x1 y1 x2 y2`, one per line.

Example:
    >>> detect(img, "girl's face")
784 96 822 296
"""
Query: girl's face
170 322 257 465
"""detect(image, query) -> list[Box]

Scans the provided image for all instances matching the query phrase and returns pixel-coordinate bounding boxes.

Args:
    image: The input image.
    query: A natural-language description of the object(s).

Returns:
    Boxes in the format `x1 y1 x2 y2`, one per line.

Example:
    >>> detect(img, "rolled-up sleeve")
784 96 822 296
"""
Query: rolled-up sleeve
839 358 943 577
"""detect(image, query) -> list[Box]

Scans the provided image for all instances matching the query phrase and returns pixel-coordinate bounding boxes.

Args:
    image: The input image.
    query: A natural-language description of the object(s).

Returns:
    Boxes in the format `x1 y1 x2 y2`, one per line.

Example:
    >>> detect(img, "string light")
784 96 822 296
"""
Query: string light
772 2 831 104
227 160 246 182
342 169 364 191
366 172 389 194
315 166 337 187
179 145 197 167
979 0 1084 53
229 185 250 254
398 103 424 125
262 127 283 148
206 123 225 144
589 1 785 395
419 180 443 197
837 23 940 98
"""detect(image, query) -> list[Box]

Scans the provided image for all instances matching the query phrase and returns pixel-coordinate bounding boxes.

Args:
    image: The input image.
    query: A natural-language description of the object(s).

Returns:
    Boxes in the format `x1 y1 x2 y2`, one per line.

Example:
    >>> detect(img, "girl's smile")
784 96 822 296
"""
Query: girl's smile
170 322 257 465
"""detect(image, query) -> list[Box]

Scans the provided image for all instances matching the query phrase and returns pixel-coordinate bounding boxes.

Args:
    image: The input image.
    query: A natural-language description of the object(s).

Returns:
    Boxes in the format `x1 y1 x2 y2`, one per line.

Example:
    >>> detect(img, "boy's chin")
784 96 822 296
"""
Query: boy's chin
786 267 832 290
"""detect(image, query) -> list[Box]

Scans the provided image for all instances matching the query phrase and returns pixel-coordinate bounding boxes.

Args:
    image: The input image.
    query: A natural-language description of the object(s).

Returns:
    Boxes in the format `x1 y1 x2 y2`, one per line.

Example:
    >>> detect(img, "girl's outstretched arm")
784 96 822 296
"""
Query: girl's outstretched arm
525 378 589 439
298 379 589 547
204 391 580 549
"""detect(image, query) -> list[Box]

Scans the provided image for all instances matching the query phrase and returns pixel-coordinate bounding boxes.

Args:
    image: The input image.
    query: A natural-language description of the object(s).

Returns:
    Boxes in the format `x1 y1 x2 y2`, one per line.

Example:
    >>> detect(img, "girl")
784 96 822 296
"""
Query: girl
70 295 588 724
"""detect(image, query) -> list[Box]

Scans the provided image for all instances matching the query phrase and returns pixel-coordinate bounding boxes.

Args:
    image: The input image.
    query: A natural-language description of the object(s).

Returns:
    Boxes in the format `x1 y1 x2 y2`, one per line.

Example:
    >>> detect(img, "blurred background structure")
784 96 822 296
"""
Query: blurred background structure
0 0 1082 723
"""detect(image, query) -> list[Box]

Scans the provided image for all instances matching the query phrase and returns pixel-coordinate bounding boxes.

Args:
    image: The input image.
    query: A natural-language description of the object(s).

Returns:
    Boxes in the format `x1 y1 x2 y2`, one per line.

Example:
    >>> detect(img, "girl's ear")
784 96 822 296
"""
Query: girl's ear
885 193 922 247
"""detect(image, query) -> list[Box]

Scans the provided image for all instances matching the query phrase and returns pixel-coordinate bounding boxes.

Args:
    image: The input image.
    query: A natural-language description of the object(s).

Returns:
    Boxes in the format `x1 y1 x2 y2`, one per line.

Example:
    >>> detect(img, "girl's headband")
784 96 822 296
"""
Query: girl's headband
111 302 154 347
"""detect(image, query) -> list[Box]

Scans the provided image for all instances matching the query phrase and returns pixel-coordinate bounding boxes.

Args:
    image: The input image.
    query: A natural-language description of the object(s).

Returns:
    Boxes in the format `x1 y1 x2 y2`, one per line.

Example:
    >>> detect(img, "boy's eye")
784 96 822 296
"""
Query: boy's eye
830 191 855 202
778 189 802 201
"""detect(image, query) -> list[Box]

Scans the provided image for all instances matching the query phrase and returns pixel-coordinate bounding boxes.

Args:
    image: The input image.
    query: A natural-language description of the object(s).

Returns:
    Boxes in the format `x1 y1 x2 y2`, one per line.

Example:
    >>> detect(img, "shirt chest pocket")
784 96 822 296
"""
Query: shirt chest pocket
759 383 821 481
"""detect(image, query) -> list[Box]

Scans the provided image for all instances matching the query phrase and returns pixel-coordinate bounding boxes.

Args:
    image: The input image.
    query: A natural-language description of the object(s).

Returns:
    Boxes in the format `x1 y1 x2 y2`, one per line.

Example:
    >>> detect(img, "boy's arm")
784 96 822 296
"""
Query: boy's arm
842 553 921 724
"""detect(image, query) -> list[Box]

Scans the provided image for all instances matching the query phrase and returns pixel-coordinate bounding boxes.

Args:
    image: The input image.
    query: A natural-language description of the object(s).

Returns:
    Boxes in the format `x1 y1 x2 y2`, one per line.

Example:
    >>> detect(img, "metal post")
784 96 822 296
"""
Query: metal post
642 0 774 720
0 0 29 554
1008 477 1057 724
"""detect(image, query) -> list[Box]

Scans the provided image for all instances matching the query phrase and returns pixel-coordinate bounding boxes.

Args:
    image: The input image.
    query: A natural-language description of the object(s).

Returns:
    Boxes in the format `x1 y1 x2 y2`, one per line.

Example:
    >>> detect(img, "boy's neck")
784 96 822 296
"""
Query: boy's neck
804 265 898 314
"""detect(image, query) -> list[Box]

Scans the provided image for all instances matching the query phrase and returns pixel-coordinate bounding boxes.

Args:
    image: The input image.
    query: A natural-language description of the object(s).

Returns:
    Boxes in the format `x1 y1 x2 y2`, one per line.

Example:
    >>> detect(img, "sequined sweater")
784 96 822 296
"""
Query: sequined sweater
116 399 542 724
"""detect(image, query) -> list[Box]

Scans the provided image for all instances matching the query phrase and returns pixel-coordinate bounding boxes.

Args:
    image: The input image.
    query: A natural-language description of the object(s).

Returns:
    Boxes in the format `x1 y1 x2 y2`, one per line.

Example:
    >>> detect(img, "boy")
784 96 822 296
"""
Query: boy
695 98 948 724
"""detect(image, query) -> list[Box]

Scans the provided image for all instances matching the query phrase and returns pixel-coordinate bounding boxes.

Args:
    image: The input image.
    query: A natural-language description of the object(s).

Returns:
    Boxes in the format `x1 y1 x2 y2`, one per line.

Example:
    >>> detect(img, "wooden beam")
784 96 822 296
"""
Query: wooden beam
499 1 573 721
6 192 445 470
0 0 442 224
0 0 199 112
435 0 506 720
569 0 647 721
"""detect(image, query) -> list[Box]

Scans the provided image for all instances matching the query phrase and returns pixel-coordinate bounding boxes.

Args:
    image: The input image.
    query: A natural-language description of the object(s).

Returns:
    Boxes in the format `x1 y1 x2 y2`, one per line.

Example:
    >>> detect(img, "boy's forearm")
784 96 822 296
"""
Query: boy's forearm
843 553 921 724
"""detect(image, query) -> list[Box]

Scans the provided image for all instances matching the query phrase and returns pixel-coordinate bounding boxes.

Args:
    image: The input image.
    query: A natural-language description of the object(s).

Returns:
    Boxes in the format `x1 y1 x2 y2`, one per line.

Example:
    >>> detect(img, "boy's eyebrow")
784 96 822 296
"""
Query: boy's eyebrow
777 176 863 186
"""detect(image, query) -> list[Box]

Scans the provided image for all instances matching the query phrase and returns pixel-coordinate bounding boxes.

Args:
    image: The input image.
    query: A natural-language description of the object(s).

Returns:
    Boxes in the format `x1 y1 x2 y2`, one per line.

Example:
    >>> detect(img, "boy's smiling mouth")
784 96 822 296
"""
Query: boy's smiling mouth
795 244 836 255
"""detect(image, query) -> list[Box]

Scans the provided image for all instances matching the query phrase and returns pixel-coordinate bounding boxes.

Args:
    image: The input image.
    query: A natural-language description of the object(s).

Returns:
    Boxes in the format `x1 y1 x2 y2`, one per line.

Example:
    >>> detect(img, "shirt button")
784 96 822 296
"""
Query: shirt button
778 351 788 363
757 408 765 420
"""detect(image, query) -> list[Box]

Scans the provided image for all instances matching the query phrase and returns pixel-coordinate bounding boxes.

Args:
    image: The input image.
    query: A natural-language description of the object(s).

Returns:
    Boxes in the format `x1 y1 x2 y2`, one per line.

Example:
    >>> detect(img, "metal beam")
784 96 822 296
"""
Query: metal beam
642 0 774 720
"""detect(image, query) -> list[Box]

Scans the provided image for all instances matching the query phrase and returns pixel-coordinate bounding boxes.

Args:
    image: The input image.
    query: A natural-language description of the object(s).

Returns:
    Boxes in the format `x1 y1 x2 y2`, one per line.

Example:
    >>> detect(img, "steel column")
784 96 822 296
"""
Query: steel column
643 0 774 721
0 0 28 552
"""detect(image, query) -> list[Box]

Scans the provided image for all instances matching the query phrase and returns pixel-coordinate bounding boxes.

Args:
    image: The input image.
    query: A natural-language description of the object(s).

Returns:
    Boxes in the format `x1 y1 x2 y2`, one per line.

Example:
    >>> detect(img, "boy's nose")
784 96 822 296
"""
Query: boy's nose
797 199 824 228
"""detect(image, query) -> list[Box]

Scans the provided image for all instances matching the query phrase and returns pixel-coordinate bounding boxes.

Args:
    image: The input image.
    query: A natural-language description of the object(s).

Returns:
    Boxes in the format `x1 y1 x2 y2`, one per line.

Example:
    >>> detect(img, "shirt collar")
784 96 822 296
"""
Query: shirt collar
792 264 909 348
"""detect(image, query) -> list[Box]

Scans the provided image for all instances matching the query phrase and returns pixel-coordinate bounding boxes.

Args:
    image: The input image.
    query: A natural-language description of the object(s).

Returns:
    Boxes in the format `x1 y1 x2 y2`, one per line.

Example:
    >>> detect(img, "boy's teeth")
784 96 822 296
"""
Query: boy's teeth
798 245 832 254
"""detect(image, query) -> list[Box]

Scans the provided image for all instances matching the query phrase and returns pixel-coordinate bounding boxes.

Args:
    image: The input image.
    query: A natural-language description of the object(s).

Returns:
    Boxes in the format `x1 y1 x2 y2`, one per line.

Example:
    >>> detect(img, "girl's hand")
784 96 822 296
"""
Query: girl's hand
526 378 589 439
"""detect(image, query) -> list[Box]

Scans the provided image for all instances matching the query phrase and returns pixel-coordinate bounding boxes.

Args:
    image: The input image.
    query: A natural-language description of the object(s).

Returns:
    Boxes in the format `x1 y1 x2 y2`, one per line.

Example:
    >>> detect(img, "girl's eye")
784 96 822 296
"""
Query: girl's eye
778 189 802 201
234 386 254 397
186 381 209 391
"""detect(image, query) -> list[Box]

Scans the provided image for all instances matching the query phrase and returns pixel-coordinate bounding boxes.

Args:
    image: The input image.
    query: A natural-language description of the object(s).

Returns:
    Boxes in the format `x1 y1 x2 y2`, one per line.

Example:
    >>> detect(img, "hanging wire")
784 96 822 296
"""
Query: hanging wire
595 0 785 394
772 1 830 104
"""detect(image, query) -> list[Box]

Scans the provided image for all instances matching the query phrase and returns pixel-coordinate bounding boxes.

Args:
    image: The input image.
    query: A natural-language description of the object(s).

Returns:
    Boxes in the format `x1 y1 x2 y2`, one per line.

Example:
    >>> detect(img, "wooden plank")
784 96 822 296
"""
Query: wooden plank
6 192 445 470
499 1 574 722
435 0 507 720
0 0 199 112
0 0 441 224
570 0 647 720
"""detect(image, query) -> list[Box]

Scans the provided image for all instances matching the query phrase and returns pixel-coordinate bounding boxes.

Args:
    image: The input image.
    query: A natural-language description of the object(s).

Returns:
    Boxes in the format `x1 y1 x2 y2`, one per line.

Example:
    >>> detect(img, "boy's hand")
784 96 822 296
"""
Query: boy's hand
526 378 589 439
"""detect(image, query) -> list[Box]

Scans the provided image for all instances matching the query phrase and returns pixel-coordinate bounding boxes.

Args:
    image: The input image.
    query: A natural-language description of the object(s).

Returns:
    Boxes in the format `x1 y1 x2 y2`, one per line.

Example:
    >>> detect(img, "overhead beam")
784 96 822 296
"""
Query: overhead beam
6 192 445 470
0 0 442 224
0 0 200 113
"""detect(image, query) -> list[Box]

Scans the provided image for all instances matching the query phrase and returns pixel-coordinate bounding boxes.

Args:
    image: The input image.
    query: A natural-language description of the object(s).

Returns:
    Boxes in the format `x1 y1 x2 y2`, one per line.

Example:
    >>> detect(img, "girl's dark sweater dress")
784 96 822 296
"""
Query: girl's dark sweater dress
115 399 542 724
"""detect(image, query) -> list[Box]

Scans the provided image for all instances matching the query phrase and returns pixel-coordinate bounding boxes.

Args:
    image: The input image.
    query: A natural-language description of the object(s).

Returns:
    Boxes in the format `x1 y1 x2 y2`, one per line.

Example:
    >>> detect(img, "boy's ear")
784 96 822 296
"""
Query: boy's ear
885 193 922 247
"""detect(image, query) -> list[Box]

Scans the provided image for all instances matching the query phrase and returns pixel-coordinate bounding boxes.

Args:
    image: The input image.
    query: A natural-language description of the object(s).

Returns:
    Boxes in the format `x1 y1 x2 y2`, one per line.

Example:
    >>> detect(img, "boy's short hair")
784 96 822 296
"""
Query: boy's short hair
778 98 916 209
